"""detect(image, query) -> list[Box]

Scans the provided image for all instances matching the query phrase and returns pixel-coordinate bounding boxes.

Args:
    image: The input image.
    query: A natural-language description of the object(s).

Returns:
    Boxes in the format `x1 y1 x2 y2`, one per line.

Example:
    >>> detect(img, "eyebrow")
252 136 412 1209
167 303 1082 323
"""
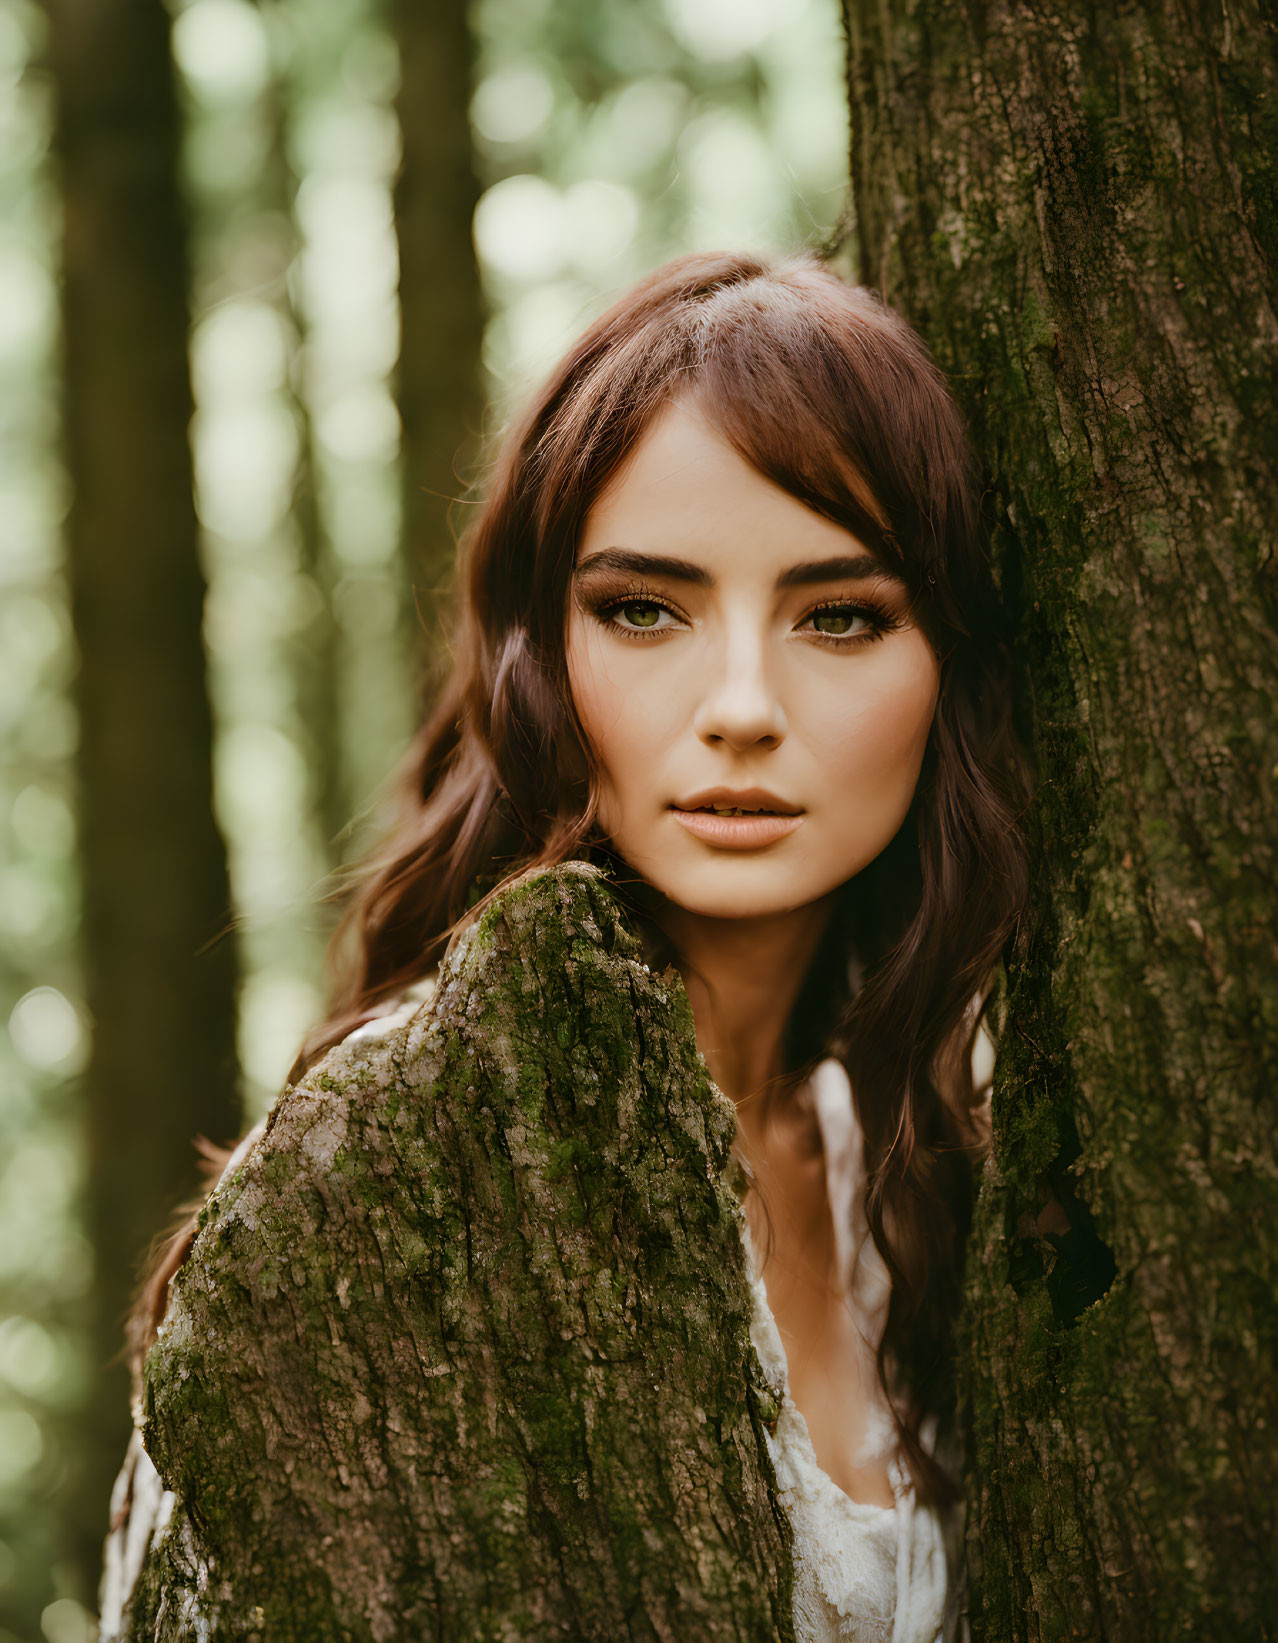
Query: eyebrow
572 548 896 588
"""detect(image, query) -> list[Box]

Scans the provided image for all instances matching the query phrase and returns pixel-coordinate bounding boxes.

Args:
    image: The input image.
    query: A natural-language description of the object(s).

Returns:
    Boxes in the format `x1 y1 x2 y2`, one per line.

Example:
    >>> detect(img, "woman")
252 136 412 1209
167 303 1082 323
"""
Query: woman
104 250 1029 1640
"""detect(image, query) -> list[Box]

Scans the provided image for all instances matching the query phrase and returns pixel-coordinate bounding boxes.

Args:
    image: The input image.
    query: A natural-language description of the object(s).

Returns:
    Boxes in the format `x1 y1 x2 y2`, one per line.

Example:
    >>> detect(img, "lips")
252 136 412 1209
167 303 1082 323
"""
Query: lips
673 786 803 817
668 787 805 848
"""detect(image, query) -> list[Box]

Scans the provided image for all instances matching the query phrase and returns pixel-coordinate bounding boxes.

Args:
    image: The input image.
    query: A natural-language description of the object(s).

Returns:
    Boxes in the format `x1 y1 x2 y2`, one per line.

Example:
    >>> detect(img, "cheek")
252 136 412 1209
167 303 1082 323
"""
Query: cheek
564 623 608 752
564 620 664 807
814 640 939 792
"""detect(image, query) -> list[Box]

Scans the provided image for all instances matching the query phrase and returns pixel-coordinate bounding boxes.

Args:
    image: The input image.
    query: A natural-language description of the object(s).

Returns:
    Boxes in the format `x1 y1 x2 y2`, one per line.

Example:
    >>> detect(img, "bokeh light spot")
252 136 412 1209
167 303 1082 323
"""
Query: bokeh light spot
471 66 555 146
562 181 638 276
7 989 85 1074
0 1409 41 1484
171 0 271 103
473 175 565 283
40 1598 95 1643
0 1318 57 1398
9 787 74 858
662 0 810 59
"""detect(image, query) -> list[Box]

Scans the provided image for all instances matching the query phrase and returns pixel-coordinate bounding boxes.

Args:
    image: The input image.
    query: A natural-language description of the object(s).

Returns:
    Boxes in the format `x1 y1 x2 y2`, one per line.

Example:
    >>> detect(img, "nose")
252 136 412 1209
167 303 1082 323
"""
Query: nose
691 626 788 751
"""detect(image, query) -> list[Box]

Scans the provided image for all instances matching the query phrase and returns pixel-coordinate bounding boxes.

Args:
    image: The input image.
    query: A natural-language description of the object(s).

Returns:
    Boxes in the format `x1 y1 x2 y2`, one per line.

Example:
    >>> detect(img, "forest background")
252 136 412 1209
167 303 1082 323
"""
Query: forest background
0 0 851 1636
4 0 1276 1638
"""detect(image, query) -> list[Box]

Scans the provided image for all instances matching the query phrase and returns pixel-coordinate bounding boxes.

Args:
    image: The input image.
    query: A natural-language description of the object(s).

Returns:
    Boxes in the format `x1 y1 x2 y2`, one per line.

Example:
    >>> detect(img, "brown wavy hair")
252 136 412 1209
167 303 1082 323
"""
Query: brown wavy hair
135 249 1030 1508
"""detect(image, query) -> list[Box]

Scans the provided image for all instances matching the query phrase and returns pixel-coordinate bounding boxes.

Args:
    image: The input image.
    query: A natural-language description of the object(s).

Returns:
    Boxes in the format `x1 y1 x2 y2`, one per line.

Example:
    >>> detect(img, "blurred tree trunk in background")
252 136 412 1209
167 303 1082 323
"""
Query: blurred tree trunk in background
284 286 346 867
390 0 486 688
842 3 1277 1638
43 0 240 1597
261 34 345 867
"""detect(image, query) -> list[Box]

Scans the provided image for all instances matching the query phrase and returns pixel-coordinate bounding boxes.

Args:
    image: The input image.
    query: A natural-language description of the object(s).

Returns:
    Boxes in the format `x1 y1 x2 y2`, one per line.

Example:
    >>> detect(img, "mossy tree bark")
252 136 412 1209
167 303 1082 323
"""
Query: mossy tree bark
43 0 240 1596
118 864 793 1640
842 4 1277 1638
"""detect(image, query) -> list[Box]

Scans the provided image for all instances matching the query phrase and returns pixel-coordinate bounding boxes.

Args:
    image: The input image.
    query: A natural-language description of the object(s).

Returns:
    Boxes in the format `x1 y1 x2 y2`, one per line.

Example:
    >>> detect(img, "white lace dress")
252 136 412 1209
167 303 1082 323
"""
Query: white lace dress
739 1056 956 1643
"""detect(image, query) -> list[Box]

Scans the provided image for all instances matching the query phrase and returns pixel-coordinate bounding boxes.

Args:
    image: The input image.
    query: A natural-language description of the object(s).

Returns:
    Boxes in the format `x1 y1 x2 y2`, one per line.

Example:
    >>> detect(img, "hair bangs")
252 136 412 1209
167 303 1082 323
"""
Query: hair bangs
688 266 980 627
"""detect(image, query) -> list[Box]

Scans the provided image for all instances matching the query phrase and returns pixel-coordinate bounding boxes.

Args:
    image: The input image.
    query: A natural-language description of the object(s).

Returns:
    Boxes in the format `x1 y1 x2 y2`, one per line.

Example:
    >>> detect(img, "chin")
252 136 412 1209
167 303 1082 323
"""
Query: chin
644 866 828 923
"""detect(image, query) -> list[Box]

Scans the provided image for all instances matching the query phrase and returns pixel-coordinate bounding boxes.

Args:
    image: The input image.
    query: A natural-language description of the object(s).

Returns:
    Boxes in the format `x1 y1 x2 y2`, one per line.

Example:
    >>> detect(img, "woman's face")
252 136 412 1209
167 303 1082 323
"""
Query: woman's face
564 397 940 923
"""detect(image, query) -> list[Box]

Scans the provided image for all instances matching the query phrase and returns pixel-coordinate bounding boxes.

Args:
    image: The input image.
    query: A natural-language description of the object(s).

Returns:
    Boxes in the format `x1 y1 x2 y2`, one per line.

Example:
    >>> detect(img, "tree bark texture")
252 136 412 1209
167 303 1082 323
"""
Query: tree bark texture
44 0 240 1590
842 4 1276 1639
119 863 793 1640
391 0 486 676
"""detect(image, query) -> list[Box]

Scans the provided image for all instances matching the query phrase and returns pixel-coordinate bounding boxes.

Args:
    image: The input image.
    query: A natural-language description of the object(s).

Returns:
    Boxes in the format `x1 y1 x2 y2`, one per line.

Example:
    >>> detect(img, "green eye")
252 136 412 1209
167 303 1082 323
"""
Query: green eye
812 608 864 636
620 602 662 628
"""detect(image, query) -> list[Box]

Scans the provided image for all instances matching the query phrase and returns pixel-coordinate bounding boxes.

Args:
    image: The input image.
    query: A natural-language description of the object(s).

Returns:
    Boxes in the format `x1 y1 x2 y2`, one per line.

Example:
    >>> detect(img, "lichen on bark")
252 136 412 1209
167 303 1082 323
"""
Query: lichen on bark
119 861 794 1641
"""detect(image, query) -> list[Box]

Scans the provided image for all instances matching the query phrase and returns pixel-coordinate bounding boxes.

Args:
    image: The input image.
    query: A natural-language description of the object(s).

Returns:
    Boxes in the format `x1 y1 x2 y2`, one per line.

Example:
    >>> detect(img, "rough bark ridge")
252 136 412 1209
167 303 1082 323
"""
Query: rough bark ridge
843 4 1277 1639
121 862 793 1640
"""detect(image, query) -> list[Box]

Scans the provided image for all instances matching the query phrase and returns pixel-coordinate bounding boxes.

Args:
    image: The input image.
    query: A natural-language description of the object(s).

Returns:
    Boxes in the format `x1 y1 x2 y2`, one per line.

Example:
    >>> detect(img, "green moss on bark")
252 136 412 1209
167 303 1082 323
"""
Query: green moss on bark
121 862 793 1640
845 3 1278 1638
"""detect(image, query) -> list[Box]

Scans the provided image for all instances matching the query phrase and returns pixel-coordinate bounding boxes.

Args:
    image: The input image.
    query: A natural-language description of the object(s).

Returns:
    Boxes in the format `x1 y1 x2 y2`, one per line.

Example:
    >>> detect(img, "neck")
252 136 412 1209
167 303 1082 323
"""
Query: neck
642 886 838 1123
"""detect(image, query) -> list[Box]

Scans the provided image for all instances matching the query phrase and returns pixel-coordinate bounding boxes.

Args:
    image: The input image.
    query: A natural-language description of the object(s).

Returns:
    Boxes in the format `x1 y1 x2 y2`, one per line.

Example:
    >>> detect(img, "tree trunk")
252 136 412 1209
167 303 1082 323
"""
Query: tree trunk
391 0 486 679
842 4 1277 1638
115 863 793 1640
44 0 240 1591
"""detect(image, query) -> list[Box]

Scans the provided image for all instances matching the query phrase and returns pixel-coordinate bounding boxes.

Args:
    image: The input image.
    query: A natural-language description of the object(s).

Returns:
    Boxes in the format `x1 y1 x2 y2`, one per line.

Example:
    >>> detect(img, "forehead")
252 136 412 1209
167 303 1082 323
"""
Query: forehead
578 397 875 576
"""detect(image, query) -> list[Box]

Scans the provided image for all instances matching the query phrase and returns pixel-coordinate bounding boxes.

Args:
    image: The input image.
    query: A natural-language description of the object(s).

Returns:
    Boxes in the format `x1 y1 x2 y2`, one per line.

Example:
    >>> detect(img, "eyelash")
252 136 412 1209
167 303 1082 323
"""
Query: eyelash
584 582 901 648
